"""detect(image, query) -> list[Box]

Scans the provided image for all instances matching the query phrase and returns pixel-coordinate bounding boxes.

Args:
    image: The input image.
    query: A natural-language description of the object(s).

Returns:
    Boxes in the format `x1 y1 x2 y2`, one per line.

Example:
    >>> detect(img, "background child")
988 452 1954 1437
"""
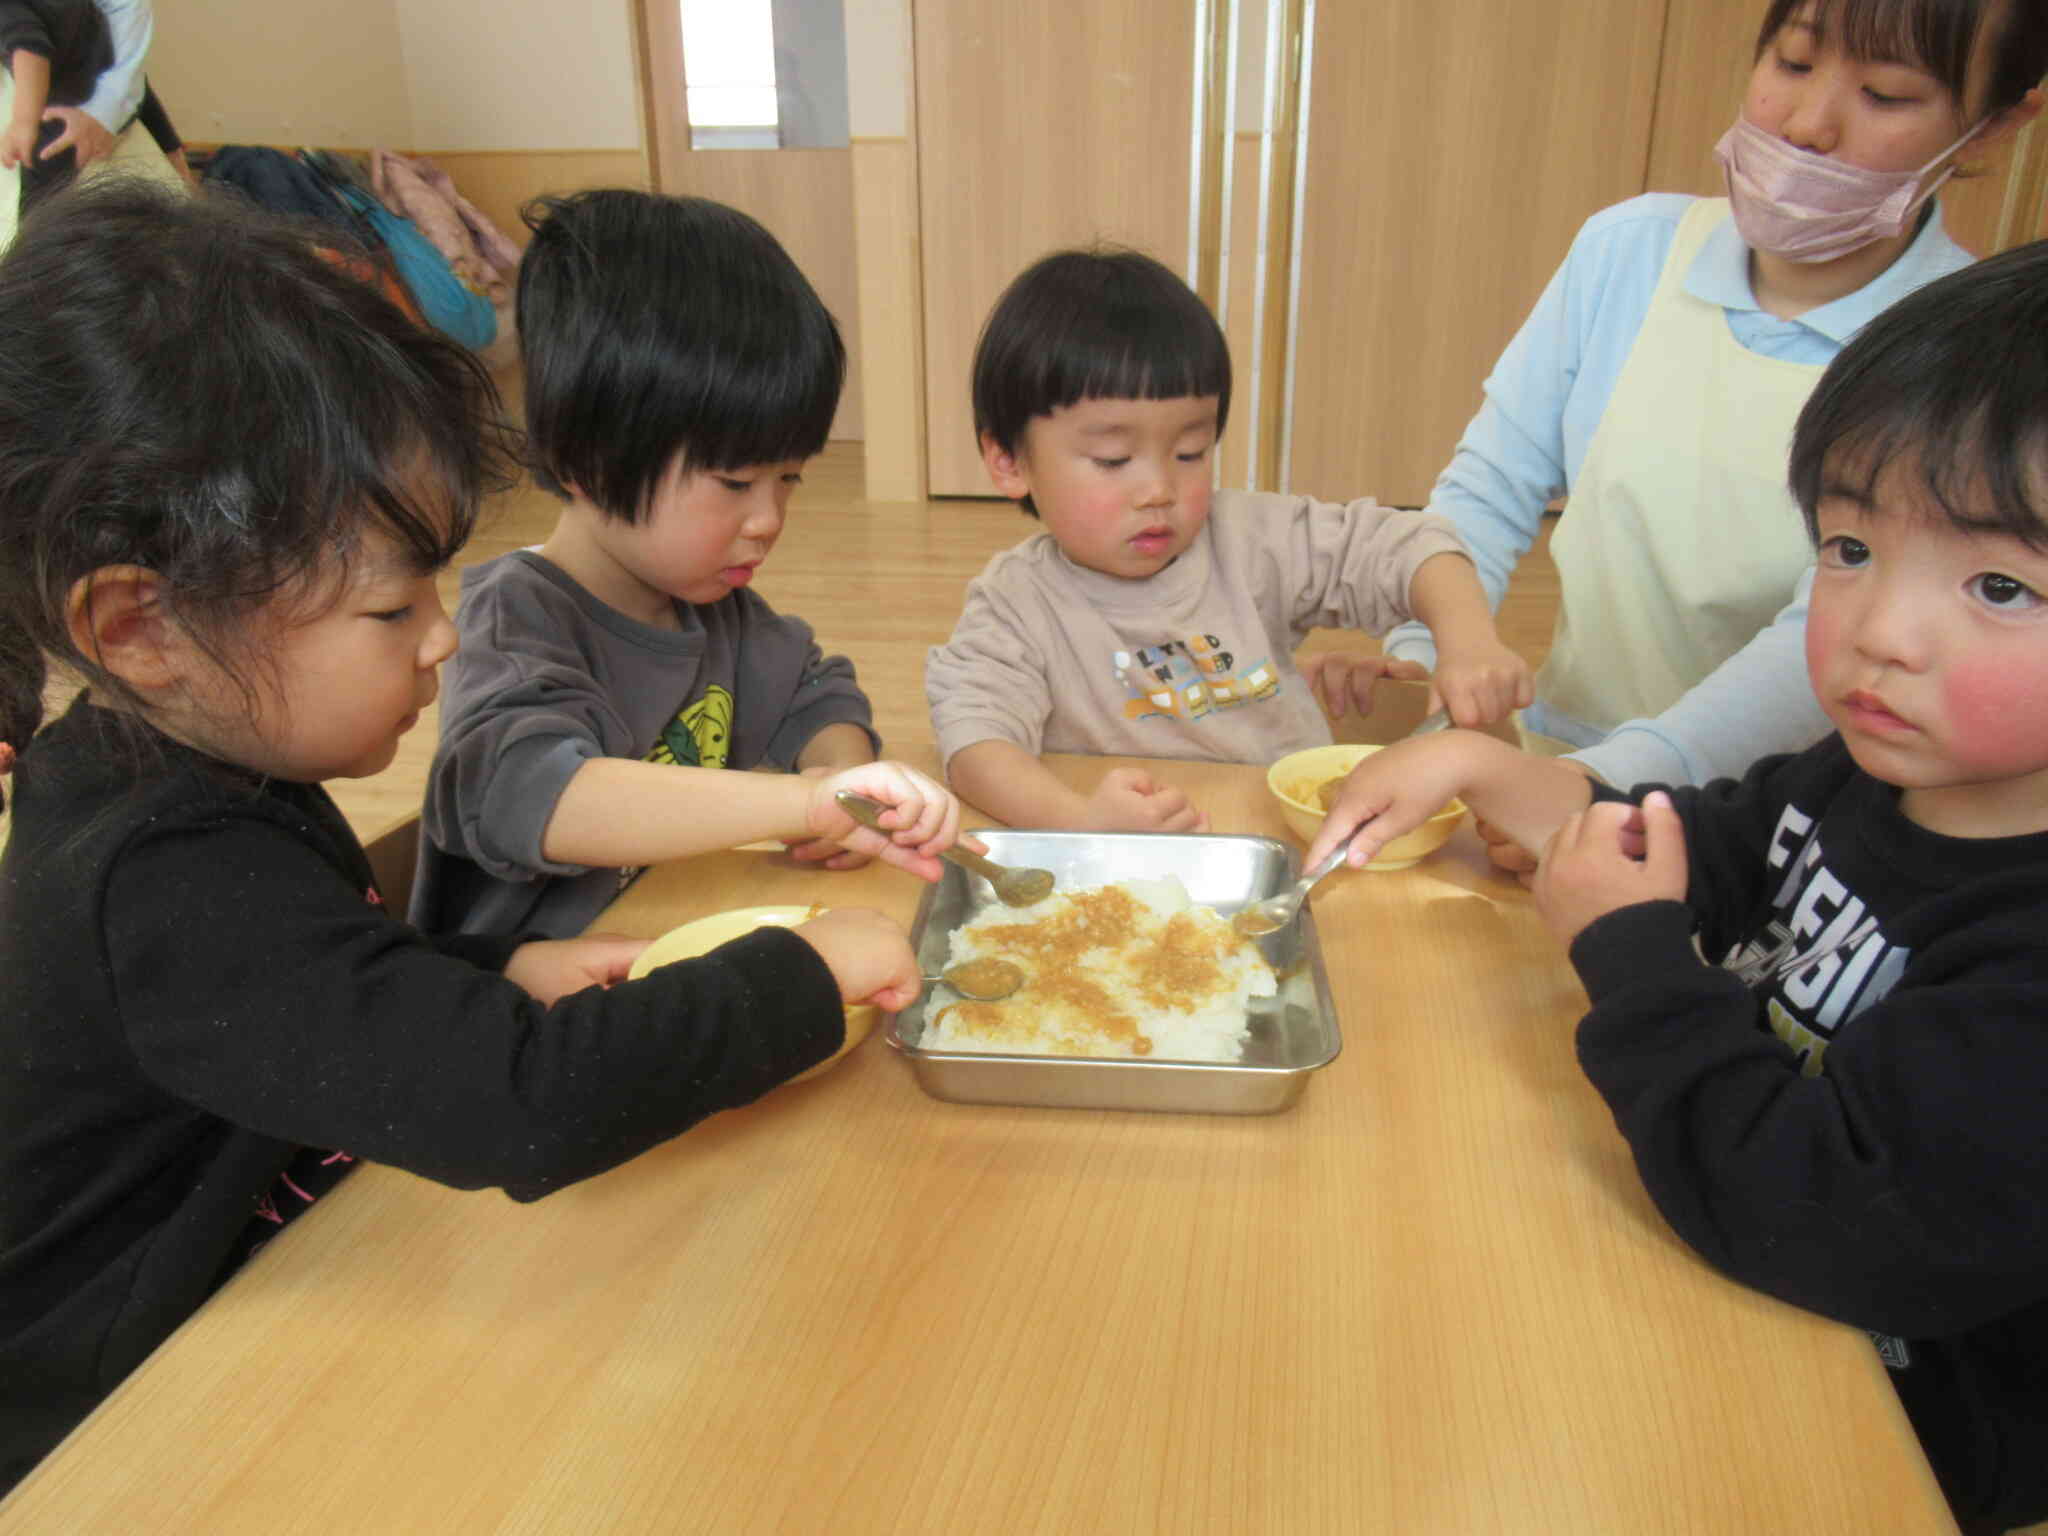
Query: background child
0 183 938 1492
926 246 1530 833
414 188 955 939
1308 241 2048 1535
1351 0 2047 831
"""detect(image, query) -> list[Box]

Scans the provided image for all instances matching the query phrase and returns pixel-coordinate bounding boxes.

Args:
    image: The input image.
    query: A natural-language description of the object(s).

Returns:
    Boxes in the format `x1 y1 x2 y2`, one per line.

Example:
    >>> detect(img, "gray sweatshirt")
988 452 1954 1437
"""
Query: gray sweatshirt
415 551 877 938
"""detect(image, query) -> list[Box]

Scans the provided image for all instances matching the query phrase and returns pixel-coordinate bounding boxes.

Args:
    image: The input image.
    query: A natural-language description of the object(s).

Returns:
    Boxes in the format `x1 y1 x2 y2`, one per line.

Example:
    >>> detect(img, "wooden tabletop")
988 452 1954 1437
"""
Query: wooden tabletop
2 756 1956 1533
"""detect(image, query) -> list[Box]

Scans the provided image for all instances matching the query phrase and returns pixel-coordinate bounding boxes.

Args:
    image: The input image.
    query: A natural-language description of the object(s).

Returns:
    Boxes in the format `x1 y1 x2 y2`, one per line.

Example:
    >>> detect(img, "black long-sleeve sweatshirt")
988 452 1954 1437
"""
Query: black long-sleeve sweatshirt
0 699 843 1490
1573 736 2048 1532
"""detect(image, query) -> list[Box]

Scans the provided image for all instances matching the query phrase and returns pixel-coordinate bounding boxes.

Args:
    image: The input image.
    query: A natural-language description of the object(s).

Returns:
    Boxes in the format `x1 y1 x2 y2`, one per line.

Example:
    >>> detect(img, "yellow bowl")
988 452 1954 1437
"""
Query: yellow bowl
627 905 875 1084
1266 744 1466 870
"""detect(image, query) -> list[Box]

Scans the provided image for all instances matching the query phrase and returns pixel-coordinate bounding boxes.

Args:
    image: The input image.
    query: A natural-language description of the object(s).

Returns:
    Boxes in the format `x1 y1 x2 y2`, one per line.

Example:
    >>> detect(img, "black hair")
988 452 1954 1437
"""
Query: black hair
1753 0 2048 120
971 246 1232 516
1789 237 2048 549
0 179 517 810
515 189 846 523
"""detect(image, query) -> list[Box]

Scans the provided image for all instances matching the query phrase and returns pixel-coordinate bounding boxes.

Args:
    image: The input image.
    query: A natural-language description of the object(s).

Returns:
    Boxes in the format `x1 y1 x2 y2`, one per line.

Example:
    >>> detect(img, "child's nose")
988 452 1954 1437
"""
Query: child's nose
1850 586 1931 669
420 598 458 667
1136 463 1174 507
743 495 786 540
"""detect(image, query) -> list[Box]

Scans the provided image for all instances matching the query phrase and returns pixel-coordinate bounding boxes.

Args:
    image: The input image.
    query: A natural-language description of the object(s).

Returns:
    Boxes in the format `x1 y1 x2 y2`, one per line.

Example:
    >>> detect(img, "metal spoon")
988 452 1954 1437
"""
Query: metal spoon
834 791 1055 907
923 958 1026 1001
1231 827 1362 937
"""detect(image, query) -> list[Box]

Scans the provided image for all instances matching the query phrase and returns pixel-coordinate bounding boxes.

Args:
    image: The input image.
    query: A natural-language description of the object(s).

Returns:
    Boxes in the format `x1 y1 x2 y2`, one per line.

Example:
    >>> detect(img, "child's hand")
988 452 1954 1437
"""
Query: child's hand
1085 766 1209 833
1298 650 1430 721
1474 816 1539 885
805 761 980 880
1427 636 1534 728
1532 790 1688 947
1304 734 1472 871
1 120 38 171
503 933 650 1006
794 907 922 1012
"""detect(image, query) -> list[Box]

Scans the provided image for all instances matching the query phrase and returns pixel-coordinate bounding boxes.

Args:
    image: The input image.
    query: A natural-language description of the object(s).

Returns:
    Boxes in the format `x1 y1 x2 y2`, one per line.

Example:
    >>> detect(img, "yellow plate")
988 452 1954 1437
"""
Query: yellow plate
1266 743 1466 870
627 905 875 1084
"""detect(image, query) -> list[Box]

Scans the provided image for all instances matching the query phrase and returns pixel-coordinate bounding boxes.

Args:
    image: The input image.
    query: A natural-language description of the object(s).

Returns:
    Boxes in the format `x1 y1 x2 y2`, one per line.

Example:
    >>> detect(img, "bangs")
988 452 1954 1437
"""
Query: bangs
973 247 1233 456
1805 413 2048 552
1757 0 1979 100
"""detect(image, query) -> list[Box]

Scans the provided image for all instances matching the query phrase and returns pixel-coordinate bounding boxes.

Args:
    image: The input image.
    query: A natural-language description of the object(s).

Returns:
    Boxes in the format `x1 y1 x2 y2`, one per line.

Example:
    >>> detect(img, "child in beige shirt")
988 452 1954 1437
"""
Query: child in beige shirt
925 246 1532 831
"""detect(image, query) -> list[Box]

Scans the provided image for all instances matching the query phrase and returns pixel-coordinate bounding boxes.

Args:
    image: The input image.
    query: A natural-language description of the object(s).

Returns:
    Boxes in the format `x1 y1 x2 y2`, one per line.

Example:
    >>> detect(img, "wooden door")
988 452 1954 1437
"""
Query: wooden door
914 0 1201 495
1284 2 1669 505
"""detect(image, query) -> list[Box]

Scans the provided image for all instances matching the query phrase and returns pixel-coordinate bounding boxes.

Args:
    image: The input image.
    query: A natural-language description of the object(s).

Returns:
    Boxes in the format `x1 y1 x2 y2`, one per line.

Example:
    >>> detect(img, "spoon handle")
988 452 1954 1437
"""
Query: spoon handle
835 790 1009 880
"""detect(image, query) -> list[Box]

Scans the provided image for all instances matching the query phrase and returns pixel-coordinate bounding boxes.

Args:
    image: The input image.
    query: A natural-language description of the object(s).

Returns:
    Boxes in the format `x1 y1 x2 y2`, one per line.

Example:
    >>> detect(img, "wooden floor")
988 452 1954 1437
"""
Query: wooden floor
325 434 1562 846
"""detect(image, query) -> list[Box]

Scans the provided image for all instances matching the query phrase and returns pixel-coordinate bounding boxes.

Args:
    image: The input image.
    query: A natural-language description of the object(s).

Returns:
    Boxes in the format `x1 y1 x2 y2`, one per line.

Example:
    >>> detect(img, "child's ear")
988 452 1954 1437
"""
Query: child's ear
65 565 182 694
979 432 1033 501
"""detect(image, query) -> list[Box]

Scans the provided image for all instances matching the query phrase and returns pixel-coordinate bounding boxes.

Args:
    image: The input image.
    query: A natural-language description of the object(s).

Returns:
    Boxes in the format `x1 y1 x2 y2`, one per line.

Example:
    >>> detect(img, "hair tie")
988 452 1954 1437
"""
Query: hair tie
0 742 15 776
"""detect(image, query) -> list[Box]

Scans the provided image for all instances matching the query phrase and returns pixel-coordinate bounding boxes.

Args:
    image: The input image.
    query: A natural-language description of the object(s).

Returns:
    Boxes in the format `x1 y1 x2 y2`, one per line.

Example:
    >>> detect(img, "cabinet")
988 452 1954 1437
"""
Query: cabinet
910 0 2048 504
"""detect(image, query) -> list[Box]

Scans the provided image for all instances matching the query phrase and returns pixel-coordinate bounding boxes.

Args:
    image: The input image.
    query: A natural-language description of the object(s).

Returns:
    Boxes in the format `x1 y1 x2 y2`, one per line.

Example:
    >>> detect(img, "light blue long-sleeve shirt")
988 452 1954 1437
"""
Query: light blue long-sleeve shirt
1383 192 1972 787
80 0 151 135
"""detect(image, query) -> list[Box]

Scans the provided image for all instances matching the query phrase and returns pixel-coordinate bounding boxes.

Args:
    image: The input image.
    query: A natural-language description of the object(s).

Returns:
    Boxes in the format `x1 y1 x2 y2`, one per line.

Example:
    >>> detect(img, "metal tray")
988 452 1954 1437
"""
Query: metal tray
887 830 1341 1114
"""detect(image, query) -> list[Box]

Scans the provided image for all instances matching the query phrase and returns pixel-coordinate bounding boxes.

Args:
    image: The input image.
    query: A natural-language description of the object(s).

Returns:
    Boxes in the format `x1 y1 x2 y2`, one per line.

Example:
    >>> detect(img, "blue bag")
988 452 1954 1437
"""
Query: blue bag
330 182 497 351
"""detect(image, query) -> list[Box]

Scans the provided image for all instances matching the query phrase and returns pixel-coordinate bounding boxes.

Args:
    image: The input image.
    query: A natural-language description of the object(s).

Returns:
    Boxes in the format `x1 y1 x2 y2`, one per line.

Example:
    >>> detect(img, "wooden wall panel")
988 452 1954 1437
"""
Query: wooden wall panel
914 0 1199 496
424 149 652 250
1285 1 1667 506
663 149 867 442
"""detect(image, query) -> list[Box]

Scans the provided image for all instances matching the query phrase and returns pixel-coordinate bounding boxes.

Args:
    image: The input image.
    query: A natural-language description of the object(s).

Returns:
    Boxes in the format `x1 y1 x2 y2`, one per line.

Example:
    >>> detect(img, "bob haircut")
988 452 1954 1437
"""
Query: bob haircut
0 179 515 791
1752 0 2048 120
971 247 1232 514
516 189 846 524
1789 236 2048 551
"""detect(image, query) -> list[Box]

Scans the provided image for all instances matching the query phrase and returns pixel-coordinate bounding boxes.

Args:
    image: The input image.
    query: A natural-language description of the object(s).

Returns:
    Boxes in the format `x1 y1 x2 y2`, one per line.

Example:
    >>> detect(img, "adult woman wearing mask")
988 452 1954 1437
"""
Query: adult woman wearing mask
1343 0 2046 857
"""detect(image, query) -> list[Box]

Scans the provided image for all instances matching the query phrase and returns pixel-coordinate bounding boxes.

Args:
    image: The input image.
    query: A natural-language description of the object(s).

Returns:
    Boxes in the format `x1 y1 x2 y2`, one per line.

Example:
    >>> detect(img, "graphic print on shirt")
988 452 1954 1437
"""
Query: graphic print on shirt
645 685 734 770
1719 804 1910 1075
1111 633 1281 725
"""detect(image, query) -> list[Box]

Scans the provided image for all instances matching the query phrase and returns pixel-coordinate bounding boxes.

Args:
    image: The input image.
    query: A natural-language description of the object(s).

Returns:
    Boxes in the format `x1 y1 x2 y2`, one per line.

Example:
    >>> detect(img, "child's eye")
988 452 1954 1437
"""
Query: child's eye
1970 572 2043 611
368 606 414 624
1176 447 1212 464
1820 534 1871 568
1091 456 1131 471
716 476 754 493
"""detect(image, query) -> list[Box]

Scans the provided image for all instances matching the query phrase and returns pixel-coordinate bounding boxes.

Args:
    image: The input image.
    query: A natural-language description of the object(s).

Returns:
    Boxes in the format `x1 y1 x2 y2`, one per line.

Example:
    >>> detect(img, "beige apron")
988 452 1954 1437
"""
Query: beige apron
1536 198 1821 737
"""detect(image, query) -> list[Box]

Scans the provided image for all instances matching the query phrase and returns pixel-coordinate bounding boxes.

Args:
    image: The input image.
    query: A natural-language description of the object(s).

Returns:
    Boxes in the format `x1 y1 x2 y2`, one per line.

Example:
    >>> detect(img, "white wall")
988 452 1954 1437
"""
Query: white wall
843 0 909 138
398 0 642 151
147 0 642 153
149 0 415 148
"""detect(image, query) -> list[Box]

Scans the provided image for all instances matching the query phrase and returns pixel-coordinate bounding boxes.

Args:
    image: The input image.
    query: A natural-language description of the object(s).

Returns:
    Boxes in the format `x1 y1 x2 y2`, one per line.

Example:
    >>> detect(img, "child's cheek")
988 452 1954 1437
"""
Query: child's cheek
1942 654 2048 772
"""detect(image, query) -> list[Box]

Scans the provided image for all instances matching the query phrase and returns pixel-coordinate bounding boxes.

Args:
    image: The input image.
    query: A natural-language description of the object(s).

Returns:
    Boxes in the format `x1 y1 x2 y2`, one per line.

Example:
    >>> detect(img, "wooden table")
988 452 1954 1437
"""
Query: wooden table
2 757 1957 1533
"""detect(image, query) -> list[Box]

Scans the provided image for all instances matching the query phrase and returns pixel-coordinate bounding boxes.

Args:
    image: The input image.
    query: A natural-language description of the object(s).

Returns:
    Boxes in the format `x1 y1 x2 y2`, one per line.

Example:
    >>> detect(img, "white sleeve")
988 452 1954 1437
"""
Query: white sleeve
1567 564 1832 788
79 0 152 132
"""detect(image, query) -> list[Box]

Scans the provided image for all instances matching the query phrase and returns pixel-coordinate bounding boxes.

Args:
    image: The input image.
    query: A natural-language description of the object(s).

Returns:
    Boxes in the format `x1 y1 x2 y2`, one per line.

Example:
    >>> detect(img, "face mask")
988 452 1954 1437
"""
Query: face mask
1713 113 1984 264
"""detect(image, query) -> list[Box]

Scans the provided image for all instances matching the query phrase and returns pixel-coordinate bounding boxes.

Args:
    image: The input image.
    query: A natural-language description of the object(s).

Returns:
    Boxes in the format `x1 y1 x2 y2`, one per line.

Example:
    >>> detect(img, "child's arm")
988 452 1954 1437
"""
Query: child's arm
1404 552 1534 727
786 722 884 867
948 738 1208 833
3 49 50 169
539 755 969 880
1303 729 1595 872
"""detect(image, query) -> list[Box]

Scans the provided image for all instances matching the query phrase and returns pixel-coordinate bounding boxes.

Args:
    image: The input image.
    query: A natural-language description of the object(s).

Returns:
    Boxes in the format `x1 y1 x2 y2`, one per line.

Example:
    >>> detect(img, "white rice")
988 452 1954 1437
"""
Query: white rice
926 875 1276 1062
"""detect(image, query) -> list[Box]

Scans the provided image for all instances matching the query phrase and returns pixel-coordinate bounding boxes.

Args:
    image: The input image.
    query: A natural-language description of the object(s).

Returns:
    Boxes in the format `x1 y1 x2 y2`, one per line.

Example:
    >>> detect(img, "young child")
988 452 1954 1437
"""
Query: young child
413 188 946 938
925 246 1530 832
1307 241 2048 1535
0 183 949 1493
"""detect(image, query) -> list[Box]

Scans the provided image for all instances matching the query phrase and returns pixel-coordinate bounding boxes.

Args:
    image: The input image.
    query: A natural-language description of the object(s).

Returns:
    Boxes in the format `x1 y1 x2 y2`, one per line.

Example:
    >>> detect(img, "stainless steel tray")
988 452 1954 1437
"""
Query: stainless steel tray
887 830 1341 1114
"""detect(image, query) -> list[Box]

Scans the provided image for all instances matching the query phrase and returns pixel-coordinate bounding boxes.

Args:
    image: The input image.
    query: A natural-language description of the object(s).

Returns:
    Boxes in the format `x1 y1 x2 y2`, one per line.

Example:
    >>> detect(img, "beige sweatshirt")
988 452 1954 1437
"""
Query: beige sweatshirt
926 489 1467 767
